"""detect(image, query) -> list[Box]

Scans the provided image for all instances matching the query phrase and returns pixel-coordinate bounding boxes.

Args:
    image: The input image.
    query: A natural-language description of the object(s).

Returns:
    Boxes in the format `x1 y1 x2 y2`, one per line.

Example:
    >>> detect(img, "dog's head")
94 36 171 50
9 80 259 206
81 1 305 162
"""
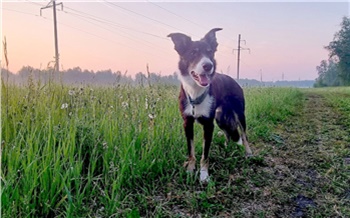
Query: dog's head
168 28 222 87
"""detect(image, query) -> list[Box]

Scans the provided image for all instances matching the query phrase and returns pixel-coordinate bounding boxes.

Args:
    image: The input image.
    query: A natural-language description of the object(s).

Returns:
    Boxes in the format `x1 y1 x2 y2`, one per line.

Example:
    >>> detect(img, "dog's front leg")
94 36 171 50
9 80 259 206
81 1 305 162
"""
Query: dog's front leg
183 116 196 173
200 119 214 183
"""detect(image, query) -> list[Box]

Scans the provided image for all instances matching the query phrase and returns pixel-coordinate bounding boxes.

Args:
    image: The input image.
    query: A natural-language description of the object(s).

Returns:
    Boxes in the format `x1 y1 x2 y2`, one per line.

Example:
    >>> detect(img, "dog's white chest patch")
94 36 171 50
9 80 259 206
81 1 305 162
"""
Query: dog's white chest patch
184 95 214 118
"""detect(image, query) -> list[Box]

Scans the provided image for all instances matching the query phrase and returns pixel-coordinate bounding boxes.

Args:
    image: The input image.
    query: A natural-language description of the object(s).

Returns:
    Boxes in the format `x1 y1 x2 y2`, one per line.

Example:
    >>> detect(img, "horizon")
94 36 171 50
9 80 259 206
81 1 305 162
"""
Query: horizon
1 1 349 81
2 65 316 84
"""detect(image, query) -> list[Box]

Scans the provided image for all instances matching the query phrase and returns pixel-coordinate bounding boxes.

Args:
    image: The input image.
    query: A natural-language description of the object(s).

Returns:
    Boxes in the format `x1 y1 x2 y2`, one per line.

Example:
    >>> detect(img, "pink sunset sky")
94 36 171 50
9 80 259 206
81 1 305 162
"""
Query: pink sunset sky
1 1 349 81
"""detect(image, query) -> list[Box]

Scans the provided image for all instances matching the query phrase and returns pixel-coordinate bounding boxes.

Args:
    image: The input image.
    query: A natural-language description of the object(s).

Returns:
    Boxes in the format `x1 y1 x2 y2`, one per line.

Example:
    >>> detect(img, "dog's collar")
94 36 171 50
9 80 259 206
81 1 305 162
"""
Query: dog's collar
188 86 210 105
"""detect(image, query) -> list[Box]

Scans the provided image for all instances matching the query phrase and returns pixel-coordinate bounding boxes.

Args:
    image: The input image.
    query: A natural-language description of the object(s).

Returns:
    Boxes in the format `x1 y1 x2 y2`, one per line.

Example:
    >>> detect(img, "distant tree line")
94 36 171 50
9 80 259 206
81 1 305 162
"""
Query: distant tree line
1 66 314 88
1 66 180 86
315 16 350 87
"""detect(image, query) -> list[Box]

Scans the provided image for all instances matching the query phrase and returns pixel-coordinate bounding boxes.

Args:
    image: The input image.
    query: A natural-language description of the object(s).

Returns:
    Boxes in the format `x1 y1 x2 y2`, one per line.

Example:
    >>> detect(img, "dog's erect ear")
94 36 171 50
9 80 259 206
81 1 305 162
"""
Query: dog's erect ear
167 33 192 56
202 28 222 50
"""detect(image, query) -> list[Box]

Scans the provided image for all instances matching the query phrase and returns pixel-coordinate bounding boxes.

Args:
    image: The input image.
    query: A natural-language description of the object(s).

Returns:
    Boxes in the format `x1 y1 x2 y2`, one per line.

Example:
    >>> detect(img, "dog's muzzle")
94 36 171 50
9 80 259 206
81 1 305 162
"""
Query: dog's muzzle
190 60 214 87
191 71 210 87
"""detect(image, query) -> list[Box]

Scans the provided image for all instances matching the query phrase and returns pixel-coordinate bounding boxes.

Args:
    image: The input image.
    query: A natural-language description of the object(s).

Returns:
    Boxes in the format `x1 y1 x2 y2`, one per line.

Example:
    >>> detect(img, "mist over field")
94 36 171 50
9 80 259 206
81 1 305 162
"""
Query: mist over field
1 66 314 88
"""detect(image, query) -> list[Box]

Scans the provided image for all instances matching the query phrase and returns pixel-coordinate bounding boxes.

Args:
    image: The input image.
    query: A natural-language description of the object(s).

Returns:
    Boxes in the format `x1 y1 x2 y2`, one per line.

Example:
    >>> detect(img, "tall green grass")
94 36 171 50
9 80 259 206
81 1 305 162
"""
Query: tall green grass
1 80 302 217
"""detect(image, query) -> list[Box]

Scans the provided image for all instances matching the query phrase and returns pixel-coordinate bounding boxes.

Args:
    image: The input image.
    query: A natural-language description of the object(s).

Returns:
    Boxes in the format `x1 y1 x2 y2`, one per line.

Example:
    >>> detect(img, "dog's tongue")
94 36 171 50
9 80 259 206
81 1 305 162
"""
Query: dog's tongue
199 75 209 86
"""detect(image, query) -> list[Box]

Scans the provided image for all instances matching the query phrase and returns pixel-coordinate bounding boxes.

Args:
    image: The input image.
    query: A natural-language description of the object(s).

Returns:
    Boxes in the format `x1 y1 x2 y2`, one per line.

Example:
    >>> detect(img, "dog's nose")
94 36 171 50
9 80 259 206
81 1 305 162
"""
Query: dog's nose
203 63 213 72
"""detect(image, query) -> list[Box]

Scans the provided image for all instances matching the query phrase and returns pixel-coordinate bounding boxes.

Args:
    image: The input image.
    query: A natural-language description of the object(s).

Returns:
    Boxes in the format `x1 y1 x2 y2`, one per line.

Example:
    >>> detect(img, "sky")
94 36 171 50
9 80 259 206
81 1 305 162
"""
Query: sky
1 1 349 81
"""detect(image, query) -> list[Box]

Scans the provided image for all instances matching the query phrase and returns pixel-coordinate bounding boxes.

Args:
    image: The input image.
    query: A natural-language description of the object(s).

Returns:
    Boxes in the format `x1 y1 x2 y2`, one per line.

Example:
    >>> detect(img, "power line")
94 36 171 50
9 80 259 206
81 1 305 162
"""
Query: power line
104 1 183 32
3 8 120 45
147 1 207 31
25 1 45 7
3 7 174 67
2 7 42 17
58 7 172 54
6 3 239 72
62 6 167 40
146 1 234 51
103 1 235 58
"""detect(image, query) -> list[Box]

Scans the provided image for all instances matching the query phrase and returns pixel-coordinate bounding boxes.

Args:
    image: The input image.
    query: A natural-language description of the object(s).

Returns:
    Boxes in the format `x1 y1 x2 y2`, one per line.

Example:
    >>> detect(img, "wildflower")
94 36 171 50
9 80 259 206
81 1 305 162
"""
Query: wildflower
121 101 129 109
68 90 75 96
103 142 108 149
145 98 149 109
61 103 68 109
148 113 156 120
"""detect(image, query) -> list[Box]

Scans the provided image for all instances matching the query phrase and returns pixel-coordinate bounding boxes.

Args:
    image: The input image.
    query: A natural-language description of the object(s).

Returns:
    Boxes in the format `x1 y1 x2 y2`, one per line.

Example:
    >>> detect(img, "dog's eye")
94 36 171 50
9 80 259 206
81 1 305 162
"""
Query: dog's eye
207 48 213 53
191 49 198 56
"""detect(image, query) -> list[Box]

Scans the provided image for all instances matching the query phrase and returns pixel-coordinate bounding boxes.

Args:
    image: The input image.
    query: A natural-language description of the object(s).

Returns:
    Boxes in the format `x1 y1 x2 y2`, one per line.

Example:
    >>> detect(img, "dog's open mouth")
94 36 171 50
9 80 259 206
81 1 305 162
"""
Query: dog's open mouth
191 71 210 87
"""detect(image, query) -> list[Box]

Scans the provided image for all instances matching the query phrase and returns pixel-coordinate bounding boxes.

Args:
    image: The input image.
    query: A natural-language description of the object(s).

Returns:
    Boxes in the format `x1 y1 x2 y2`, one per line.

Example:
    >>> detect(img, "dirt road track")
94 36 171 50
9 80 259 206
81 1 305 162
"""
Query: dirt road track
259 92 350 217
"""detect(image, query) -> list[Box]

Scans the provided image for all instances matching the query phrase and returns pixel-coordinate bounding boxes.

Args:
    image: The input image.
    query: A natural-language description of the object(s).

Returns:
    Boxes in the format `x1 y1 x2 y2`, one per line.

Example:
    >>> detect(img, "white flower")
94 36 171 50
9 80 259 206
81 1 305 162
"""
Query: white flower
148 113 156 119
68 90 75 96
61 103 68 109
102 142 108 149
145 98 149 109
121 101 129 109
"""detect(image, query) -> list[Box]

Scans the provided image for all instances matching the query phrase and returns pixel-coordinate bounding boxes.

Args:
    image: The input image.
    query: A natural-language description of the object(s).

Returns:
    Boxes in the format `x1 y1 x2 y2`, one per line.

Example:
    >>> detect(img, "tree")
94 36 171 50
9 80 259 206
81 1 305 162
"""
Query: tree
325 16 350 85
314 59 340 87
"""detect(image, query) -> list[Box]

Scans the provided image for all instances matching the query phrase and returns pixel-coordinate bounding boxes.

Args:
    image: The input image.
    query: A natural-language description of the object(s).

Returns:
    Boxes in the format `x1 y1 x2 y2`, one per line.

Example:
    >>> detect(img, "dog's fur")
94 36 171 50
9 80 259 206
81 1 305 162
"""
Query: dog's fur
168 28 252 182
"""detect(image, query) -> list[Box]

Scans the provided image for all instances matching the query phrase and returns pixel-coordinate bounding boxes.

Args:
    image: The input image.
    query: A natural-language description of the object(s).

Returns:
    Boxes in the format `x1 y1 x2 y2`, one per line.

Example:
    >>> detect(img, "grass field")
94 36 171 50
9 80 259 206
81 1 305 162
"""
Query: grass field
1 81 349 217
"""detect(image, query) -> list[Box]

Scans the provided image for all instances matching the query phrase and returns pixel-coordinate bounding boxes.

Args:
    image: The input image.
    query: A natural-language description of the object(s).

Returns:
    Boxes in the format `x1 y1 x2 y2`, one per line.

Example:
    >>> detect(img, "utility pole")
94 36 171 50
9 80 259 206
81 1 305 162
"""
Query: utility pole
233 34 250 80
236 34 241 80
41 0 63 72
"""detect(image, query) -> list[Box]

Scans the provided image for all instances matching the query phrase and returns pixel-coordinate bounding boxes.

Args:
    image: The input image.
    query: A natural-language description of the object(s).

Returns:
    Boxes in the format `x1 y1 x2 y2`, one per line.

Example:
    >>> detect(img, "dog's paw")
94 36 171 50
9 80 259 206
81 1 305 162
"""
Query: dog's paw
245 152 253 158
200 168 210 183
237 137 243 145
184 160 196 173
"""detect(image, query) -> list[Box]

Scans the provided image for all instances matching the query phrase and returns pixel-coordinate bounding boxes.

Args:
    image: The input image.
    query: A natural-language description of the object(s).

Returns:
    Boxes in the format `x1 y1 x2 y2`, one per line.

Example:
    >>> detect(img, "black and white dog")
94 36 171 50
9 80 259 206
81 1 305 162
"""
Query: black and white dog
168 28 252 182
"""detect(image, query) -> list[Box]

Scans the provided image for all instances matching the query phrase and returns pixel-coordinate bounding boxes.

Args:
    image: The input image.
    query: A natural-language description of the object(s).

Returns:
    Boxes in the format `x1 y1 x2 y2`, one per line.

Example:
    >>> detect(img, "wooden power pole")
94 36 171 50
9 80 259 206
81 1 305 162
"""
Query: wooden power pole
233 34 250 80
41 0 63 72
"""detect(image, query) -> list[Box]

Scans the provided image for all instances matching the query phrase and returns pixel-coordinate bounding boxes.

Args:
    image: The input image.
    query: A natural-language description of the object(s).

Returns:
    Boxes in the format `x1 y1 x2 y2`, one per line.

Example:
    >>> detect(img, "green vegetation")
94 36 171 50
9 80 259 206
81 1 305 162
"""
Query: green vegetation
315 16 350 87
1 80 307 217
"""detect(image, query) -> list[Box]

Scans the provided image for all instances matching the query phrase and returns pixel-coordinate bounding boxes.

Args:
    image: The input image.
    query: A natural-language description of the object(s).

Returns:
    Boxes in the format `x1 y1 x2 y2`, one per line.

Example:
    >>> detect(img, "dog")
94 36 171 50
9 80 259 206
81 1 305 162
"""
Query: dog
168 28 252 182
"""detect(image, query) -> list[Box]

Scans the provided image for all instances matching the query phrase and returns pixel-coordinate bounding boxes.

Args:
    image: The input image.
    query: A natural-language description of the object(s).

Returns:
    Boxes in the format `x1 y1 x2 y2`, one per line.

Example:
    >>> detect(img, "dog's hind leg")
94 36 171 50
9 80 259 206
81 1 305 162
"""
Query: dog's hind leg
241 132 252 157
235 113 253 157
223 129 240 147
216 106 241 147
215 106 230 147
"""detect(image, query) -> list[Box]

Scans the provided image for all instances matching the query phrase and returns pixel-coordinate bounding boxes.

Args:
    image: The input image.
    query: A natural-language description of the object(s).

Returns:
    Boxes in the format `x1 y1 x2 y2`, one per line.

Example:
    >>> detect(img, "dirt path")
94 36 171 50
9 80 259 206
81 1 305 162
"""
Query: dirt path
258 92 350 217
